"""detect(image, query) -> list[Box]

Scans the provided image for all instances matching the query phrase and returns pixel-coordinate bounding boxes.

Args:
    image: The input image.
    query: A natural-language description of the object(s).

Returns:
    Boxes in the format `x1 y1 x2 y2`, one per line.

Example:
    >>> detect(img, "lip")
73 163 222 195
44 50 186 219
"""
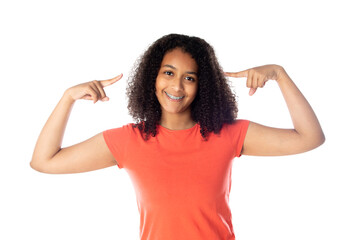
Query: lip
165 91 184 102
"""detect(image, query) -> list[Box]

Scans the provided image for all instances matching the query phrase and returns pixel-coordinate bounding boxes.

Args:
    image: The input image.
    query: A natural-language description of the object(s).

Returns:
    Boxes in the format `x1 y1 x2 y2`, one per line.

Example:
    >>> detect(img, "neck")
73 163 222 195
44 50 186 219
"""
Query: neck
159 110 196 130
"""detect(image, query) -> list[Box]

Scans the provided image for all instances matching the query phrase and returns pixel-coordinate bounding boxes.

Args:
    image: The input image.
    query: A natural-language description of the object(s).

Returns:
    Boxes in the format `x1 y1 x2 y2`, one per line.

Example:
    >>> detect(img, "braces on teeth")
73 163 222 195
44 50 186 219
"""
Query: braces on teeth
165 92 184 100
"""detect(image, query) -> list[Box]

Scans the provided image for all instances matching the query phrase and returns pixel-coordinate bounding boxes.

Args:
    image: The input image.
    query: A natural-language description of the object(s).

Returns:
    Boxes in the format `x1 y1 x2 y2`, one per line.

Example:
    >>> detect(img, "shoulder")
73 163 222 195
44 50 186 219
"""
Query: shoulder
219 119 250 144
104 122 134 132
207 119 250 140
222 119 250 132
103 122 140 139
221 119 250 157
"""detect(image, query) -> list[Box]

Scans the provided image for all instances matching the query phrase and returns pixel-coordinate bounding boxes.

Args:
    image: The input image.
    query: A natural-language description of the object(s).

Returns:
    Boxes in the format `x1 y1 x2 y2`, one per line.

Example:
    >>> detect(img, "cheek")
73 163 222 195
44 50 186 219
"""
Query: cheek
189 85 198 99
155 78 161 95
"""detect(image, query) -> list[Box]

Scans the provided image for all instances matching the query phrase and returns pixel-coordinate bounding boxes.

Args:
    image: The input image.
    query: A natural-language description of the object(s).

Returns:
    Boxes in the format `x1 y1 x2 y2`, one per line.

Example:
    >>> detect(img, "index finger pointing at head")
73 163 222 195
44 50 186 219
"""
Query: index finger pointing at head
100 73 123 87
224 70 248 78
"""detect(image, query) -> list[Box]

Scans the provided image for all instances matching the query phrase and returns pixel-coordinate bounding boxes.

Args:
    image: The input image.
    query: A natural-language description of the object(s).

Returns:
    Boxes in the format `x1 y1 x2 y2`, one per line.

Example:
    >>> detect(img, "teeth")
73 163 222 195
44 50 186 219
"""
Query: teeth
165 92 184 100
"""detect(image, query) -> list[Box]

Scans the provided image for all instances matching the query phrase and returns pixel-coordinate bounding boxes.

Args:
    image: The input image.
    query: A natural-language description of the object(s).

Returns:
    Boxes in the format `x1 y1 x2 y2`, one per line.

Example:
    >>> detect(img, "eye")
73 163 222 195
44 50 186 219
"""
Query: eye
164 71 173 76
185 76 196 82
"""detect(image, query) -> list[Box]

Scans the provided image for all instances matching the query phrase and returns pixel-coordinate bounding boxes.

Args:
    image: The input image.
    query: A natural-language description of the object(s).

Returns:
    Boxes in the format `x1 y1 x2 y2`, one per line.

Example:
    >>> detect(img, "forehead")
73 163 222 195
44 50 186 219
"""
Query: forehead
161 48 198 71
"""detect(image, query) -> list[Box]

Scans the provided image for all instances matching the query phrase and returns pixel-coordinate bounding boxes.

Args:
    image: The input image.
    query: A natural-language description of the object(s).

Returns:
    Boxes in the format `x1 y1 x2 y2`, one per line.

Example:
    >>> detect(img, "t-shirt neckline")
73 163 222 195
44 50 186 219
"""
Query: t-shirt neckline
158 123 199 133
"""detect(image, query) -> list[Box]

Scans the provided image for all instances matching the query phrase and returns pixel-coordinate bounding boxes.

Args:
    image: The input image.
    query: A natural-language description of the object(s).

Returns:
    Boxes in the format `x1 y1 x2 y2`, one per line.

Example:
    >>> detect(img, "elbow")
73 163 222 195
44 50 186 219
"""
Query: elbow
30 159 51 174
30 159 43 173
295 131 325 154
320 132 326 146
308 131 326 151
316 130 326 147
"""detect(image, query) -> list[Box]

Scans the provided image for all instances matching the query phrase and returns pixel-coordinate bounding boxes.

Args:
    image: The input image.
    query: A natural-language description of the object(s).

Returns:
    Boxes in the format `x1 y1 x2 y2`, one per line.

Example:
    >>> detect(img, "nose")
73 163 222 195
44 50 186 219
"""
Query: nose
171 76 184 92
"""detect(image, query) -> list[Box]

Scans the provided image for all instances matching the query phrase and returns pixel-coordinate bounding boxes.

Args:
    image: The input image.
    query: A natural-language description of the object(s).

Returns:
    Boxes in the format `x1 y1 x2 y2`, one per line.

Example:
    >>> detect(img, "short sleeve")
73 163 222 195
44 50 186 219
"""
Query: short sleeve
225 119 250 157
103 124 133 168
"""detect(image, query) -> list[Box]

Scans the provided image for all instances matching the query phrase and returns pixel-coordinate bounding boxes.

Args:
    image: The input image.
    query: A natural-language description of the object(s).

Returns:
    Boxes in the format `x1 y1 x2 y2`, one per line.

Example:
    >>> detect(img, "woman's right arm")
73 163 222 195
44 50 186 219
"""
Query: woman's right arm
30 74 122 174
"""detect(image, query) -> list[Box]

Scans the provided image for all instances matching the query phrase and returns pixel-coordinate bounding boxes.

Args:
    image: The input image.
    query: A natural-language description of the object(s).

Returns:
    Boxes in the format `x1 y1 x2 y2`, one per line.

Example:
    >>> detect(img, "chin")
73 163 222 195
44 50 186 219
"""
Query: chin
163 108 186 114
161 105 190 115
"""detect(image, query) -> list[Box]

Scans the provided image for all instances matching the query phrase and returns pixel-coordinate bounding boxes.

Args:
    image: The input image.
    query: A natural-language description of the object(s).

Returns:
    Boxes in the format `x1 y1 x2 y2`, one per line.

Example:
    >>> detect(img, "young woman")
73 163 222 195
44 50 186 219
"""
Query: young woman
31 34 325 239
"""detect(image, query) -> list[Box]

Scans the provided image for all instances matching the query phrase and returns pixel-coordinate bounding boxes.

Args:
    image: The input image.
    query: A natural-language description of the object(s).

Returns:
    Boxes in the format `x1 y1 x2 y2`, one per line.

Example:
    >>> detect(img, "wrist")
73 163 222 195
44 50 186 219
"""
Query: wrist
62 89 76 105
276 66 290 84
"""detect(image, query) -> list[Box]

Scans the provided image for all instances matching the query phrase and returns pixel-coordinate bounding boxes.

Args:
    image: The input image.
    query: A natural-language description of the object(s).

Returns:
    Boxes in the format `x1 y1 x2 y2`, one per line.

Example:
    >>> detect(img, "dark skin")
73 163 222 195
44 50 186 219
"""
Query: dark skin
155 48 198 130
30 51 324 174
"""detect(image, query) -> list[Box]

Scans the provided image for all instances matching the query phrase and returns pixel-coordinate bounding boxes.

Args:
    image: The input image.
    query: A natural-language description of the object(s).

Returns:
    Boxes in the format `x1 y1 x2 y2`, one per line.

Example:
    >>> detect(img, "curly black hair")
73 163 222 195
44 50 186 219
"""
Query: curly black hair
126 33 238 140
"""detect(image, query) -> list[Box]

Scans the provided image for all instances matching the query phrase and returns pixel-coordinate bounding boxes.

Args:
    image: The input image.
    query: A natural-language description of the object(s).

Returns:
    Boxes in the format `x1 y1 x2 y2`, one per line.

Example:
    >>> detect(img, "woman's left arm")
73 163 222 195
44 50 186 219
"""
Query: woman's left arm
225 65 325 156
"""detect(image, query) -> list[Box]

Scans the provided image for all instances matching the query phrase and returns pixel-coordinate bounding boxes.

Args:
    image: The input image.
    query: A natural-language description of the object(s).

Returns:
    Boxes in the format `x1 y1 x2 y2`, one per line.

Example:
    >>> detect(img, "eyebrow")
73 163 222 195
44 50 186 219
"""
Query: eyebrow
163 64 198 75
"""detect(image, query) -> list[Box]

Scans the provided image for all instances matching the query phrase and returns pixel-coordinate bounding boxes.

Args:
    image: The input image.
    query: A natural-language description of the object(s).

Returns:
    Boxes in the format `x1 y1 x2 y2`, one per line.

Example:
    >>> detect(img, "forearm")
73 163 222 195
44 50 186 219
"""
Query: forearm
31 91 75 165
277 68 325 147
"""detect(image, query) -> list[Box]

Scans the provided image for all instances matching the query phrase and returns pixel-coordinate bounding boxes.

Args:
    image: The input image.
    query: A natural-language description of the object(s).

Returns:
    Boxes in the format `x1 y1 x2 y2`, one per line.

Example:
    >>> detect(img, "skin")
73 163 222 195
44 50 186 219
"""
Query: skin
30 75 122 173
155 48 198 130
30 54 325 174
225 65 325 155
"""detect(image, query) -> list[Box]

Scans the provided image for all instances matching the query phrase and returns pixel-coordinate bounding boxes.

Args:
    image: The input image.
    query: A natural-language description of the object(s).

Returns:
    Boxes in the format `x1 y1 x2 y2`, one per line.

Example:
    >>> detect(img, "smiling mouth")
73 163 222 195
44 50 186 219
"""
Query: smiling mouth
165 91 185 101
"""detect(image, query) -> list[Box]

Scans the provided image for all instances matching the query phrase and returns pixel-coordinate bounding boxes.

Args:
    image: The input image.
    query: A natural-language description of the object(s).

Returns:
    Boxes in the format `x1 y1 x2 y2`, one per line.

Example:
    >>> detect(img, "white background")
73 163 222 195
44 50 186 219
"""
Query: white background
1 0 359 239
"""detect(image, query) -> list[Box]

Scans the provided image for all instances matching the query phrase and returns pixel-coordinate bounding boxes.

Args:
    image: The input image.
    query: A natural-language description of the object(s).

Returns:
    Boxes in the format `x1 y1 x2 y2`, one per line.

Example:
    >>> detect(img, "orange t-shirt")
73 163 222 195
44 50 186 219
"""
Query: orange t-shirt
103 119 249 240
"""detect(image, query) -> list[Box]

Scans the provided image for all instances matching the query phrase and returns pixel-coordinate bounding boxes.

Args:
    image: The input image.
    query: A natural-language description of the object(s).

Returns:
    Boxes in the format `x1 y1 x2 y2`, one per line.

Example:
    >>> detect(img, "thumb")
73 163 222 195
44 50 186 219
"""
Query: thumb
249 88 257 96
224 70 248 78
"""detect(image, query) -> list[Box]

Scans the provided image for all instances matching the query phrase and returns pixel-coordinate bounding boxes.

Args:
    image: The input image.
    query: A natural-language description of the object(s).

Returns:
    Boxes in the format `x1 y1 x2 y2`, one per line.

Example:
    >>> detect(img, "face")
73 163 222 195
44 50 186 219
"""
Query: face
155 48 198 115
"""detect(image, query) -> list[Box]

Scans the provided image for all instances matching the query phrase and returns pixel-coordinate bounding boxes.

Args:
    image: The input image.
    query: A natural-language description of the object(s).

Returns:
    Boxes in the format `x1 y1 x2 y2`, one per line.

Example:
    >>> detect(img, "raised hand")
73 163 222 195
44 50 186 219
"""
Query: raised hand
65 74 123 103
225 64 285 96
224 64 325 156
31 73 124 173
